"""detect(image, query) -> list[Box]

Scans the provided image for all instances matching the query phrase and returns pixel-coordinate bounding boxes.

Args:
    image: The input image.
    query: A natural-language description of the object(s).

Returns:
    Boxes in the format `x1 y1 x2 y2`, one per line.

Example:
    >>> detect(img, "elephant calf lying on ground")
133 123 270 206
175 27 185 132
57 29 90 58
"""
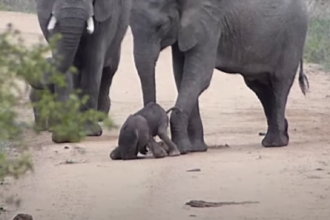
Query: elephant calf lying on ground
110 102 181 160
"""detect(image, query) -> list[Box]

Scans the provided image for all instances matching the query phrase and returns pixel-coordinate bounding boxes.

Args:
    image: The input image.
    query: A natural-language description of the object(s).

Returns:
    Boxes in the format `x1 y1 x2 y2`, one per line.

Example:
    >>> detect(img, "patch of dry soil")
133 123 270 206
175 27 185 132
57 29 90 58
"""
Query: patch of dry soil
1 11 330 220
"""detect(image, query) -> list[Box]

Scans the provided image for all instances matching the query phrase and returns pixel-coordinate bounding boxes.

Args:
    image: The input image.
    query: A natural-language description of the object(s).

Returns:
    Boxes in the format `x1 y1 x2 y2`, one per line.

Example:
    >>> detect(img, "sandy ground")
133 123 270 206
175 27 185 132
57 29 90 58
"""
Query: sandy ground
1 11 330 220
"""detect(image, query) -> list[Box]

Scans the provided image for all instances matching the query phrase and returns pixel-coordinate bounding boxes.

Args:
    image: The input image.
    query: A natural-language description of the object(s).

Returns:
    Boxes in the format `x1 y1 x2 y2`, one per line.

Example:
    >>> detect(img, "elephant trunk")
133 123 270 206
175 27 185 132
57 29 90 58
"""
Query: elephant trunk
28 14 88 91
133 40 161 106
51 15 86 102
55 17 85 74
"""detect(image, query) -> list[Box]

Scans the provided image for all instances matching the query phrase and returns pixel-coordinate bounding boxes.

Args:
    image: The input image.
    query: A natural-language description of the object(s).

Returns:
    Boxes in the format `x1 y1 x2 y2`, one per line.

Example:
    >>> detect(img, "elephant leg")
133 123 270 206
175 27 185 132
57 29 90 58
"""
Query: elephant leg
171 43 207 153
29 88 48 131
48 65 81 136
157 125 180 157
244 78 273 126
170 43 216 154
244 74 293 147
55 50 104 141
97 49 120 119
79 62 104 137
97 66 111 117
30 84 56 131
148 136 167 159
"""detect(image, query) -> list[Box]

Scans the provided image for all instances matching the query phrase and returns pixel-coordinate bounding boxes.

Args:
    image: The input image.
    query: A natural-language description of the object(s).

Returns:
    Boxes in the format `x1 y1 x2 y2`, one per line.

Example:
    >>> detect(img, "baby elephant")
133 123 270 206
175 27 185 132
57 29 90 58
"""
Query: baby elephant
110 102 181 160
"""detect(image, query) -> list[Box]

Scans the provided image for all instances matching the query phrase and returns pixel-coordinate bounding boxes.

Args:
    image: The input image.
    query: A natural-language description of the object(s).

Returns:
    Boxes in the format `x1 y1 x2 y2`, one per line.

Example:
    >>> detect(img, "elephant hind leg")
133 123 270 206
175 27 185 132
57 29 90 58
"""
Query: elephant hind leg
157 126 181 157
244 73 294 148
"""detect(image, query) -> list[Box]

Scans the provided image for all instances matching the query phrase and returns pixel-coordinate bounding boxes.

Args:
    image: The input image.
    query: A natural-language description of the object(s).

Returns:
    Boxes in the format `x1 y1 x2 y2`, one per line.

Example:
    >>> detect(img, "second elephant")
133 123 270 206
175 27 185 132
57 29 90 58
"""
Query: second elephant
130 0 309 154
32 0 132 143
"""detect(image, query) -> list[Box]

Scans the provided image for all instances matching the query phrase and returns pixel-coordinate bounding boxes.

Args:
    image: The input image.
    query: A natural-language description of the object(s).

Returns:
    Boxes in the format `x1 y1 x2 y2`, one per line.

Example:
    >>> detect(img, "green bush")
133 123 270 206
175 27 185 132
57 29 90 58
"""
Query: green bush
304 18 330 69
0 24 114 185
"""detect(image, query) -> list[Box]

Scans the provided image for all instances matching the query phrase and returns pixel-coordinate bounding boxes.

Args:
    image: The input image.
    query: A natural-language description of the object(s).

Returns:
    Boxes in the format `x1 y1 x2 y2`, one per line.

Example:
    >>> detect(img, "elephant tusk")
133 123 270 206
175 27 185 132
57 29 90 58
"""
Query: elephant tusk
47 15 57 31
86 17 94 34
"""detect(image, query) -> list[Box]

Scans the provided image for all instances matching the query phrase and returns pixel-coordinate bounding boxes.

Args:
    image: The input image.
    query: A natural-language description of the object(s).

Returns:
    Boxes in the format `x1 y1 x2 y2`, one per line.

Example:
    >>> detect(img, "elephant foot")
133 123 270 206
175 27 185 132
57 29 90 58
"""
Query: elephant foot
51 123 102 143
51 132 82 143
85 122 103 137
262 120 289 148
172 136 193 154
190 140 208 152
262 130 289 147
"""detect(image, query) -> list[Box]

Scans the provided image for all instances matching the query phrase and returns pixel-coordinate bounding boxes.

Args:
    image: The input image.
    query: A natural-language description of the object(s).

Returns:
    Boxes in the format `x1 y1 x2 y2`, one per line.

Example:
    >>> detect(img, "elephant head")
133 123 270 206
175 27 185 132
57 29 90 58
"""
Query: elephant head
130 0 180 105
33 0 113 96
130 0 219 105
117 124 140 160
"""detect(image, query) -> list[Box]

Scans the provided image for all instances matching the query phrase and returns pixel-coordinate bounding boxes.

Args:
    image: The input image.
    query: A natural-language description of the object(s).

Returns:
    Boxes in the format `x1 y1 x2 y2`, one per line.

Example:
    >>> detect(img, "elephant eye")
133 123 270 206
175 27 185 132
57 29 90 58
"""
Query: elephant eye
155 23 162 32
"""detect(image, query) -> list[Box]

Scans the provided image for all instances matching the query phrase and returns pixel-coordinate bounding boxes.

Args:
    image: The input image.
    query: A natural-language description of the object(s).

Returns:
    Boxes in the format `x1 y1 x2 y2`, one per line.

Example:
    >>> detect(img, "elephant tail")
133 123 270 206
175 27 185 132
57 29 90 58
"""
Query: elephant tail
165 107 183 114
298 58 309 96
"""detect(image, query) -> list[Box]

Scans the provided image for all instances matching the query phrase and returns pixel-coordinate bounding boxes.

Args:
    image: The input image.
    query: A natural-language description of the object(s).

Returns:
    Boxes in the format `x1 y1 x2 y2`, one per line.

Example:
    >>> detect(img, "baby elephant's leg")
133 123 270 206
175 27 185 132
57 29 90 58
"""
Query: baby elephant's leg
157 141 170 153
148 137 167 159
158 127 181 156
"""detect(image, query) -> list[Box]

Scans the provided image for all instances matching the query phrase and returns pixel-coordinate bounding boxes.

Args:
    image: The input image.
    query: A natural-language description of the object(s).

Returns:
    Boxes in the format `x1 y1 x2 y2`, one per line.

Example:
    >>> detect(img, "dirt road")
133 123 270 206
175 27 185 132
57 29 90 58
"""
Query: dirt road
1 11 330 220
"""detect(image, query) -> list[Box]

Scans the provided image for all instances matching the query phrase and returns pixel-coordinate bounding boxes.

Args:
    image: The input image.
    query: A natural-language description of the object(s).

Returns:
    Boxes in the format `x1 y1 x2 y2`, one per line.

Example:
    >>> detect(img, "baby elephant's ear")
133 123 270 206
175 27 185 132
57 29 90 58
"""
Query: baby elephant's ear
134 129 139 138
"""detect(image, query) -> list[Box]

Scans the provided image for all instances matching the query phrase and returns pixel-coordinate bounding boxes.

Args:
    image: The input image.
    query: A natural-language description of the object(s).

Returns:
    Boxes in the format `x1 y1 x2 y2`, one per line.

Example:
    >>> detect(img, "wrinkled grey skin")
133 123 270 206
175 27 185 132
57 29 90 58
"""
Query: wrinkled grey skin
110 102 181 160
130 0 309 154
33 0 132 143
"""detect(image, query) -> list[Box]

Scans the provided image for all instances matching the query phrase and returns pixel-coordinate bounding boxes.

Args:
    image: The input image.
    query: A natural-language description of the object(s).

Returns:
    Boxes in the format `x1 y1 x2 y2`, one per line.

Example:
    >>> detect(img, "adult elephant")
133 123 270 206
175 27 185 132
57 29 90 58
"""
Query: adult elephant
130 0 309 154
31 0 132 143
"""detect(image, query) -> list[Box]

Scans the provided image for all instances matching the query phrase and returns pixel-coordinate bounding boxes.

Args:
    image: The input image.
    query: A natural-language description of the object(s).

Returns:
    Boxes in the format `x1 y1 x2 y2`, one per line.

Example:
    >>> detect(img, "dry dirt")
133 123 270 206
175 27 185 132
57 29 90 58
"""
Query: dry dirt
1 11 330 220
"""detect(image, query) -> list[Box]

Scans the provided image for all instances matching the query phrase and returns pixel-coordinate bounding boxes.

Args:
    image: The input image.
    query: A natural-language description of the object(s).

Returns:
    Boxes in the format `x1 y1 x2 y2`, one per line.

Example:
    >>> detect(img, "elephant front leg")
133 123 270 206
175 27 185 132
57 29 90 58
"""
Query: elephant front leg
69 46 105 138
30 83 56 132
29 88 48 131
170 44 215 154
96 66 112 119
171 43 208 153
97 48 120 120
79 63 104 137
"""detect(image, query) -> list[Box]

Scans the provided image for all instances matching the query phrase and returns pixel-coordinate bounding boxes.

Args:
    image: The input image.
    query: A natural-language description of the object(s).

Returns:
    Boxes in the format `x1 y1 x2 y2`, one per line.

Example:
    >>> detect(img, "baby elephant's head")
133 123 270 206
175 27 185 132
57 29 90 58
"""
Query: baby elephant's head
117 123 139 160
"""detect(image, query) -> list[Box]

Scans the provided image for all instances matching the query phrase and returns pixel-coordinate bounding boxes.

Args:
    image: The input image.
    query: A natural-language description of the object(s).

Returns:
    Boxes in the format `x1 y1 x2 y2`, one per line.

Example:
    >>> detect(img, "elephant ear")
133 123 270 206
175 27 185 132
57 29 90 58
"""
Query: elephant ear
94 0 113 22
35 0 56 38
177 0 221 52
35 0 55 19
